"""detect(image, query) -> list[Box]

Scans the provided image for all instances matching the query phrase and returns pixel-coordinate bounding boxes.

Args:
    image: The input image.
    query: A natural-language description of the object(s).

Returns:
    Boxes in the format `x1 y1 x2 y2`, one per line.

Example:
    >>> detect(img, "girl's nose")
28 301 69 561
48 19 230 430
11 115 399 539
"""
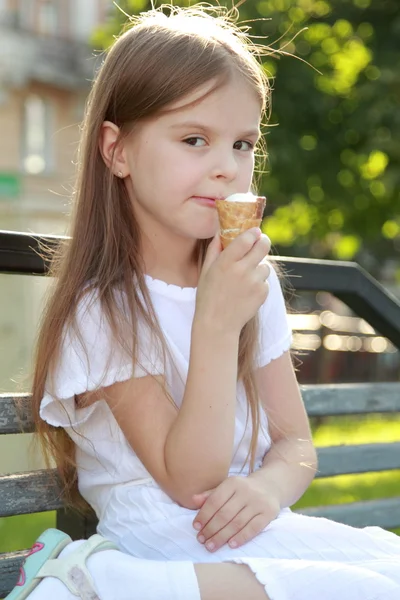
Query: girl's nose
211 151 238 181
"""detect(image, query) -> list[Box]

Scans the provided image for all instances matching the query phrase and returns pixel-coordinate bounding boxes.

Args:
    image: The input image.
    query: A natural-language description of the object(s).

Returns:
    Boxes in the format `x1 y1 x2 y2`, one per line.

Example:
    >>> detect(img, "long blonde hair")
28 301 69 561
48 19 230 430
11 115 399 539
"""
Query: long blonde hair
32 4 274 509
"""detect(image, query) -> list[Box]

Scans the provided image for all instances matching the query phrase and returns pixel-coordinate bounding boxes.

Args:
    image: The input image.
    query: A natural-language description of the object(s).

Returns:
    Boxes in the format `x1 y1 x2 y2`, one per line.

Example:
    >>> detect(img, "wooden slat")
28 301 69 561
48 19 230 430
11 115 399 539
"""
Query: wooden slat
302 382 400 417
0 393 33 434
297 496 400 529
0 549 29 598
0 447 398 516
0 470 63 517
316 443 400 477
2 384 400 435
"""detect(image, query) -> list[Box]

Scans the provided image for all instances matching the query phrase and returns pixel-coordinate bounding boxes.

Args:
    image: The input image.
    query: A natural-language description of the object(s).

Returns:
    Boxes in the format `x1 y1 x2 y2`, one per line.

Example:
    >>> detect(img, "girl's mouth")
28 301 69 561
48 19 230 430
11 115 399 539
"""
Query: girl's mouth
192 196 217 207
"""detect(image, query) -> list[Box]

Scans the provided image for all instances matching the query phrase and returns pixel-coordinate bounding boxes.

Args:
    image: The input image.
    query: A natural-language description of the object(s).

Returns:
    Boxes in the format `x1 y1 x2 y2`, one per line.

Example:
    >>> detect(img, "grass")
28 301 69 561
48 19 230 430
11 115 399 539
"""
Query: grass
1 415 399 553
0 512 55 553
294 471 400 535
294 414 400 535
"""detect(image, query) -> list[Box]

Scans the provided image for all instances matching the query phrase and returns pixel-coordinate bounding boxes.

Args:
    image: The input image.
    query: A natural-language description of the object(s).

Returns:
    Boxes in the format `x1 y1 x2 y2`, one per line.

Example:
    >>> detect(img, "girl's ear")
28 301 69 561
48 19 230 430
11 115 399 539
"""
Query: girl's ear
99 121 127 177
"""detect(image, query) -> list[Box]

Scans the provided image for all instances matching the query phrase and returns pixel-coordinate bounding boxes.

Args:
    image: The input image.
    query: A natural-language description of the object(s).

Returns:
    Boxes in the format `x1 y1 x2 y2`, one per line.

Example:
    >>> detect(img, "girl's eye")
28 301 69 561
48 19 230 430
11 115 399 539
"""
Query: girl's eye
234 140 254 151
184 137 206 147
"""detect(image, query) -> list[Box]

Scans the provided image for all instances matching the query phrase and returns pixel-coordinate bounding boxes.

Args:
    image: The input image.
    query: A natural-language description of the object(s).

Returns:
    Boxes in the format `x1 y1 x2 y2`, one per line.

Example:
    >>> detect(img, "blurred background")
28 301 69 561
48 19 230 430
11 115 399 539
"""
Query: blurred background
0 0 399 550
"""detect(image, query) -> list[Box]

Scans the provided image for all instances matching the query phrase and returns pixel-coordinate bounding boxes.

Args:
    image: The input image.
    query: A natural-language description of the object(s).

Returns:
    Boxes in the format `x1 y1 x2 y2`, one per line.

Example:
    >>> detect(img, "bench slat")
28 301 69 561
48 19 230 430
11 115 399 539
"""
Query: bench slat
0 470 63 517
0 443 398 519
297 496 400 529
2 383 400 434
302 382 400 416
0 394 33 434
316 443 400 477
0 549 29 598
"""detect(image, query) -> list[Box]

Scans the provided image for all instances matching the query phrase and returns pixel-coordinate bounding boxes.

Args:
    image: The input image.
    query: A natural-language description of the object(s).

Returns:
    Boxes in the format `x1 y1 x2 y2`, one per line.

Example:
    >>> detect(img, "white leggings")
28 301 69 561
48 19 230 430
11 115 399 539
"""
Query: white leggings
27 539 400 600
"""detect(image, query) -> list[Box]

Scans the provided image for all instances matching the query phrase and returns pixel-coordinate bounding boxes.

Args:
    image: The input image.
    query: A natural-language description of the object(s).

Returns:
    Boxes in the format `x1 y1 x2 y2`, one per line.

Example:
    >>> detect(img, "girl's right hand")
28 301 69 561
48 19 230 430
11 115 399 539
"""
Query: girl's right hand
195 228 271 335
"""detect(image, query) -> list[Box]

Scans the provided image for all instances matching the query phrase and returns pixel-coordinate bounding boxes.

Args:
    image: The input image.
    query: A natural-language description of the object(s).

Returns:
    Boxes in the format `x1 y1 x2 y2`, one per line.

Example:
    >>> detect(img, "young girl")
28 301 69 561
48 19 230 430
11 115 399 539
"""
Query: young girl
8 5 400 600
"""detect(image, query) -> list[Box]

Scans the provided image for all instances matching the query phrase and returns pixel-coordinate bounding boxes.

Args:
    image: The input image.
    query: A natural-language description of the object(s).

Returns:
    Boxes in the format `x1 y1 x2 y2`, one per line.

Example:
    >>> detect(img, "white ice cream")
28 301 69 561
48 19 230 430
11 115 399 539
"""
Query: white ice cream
224 192 258 202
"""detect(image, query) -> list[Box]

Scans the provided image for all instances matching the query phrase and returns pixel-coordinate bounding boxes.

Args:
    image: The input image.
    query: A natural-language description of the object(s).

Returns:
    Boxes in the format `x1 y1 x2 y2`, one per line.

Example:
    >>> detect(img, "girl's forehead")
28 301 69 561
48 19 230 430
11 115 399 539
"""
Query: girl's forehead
159 77 262 126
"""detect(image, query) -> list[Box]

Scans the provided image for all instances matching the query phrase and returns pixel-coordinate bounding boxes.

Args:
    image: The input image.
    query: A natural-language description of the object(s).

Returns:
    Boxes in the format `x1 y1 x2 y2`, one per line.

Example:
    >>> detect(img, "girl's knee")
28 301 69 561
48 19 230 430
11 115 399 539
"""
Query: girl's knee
194 563 269 600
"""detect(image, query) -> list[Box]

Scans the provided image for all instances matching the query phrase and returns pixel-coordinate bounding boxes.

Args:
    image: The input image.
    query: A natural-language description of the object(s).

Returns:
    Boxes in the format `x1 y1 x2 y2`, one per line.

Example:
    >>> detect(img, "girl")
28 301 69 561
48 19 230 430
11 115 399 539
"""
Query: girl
8 5 400 600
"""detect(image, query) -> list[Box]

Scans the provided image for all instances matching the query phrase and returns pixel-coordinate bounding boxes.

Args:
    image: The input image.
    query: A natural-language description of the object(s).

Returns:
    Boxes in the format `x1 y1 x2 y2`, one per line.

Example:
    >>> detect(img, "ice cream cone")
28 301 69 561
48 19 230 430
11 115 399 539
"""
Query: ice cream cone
215 194 266 249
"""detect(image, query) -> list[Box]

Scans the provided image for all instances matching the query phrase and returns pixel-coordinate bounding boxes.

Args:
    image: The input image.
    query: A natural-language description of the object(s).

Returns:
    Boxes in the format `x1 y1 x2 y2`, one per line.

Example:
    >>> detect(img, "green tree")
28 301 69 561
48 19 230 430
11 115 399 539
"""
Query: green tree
93 0 400 275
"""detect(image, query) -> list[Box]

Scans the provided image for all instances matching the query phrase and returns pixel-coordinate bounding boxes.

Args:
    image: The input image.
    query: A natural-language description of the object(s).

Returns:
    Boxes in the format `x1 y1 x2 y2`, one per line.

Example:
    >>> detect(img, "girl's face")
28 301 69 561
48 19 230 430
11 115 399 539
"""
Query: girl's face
123 75 262 244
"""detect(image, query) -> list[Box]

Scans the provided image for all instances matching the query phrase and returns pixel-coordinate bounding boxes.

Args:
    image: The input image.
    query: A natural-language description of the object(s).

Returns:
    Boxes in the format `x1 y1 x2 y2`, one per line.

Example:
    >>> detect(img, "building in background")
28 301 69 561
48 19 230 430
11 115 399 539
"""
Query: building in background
0 0 109 235
0 0 110 473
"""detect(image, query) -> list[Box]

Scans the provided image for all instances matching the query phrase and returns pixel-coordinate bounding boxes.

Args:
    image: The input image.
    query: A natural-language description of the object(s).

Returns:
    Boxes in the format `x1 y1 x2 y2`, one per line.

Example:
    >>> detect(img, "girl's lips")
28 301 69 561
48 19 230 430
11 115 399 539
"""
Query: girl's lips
192 196 217 207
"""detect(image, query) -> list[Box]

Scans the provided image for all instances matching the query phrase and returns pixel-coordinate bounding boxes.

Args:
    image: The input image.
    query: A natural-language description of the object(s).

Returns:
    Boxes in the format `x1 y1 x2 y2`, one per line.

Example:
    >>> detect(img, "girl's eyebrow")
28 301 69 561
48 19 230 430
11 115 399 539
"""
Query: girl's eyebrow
169 121 260 139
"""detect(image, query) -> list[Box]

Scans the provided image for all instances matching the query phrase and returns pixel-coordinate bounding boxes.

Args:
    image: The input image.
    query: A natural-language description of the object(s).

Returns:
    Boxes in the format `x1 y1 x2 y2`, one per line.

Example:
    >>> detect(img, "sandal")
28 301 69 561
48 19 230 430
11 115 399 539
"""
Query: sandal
6 528 118 600
6 529 72 600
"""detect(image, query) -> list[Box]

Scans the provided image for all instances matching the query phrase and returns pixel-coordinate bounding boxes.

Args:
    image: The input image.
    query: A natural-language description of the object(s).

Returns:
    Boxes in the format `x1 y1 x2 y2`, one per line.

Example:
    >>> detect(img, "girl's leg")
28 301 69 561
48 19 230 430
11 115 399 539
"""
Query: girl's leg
195 563 269 600
24 540 269 600
11 533 400 600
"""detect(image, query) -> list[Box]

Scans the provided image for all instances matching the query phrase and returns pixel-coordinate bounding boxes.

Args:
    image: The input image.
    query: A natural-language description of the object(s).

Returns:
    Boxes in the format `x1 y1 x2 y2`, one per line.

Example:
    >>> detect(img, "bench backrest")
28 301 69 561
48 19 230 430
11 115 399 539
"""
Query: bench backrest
1 383 400 596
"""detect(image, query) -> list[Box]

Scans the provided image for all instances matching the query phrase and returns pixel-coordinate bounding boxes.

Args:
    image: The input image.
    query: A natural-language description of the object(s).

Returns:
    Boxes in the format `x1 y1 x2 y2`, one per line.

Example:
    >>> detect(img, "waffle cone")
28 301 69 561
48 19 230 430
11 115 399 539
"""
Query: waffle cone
215 196 266 249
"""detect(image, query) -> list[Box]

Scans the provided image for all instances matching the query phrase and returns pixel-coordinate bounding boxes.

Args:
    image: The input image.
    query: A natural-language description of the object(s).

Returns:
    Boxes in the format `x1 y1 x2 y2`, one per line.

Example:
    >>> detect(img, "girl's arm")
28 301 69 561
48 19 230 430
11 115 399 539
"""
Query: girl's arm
103 321 239 509
103 230 270 509
187 350 317 553
164 317 240 502
250 350 318 506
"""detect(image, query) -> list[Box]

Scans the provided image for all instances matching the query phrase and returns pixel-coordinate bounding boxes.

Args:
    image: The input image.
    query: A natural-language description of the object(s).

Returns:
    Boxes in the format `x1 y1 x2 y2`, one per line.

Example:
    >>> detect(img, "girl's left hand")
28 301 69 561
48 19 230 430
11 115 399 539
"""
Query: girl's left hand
191 476 281 552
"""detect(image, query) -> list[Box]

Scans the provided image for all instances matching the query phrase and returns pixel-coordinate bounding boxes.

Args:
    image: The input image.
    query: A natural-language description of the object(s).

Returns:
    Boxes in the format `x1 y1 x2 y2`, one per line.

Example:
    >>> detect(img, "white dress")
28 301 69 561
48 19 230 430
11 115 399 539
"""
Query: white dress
40 267 400 600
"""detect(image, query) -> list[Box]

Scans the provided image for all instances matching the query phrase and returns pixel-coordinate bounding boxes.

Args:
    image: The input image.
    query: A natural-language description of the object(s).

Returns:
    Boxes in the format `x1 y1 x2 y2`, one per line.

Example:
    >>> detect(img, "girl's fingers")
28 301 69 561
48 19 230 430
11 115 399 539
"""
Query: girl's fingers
191 491 212 511
196 496 243 545
202 508 267 553
242 234 271 269
255 260 271 282
201 232 222 273
227 513 268 549
221 228 261 263
193 481 236 531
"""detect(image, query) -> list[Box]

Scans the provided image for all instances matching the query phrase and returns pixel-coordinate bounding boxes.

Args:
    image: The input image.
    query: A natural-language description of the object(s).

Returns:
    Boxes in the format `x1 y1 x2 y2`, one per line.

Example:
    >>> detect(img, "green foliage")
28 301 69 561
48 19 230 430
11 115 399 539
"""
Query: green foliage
92 0 400 268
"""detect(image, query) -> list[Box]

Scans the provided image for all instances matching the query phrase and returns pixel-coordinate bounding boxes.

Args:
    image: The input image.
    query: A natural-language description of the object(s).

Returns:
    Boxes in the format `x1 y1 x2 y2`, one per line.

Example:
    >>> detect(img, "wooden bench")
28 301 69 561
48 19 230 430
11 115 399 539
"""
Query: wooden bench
1 230 400 596
1 383 400 596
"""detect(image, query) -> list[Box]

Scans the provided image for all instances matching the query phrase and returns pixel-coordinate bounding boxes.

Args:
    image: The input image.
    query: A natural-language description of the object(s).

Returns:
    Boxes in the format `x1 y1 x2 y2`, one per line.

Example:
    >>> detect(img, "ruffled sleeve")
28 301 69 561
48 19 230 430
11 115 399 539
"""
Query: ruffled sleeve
255 263 293 369
40 290 164 428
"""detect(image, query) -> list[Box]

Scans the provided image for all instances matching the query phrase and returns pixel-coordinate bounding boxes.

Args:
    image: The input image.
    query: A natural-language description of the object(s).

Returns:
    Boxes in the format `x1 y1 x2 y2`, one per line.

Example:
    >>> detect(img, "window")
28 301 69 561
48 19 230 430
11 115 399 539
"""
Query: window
69 0 99 41
37 0 59 36
22 95 53 175
16 0 35 30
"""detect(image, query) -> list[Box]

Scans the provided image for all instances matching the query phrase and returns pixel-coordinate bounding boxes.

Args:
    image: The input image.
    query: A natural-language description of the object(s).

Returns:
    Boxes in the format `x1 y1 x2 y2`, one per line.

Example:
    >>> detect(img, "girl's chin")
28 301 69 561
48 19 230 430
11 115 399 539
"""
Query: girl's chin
191 220 219 241
193 228 219 241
